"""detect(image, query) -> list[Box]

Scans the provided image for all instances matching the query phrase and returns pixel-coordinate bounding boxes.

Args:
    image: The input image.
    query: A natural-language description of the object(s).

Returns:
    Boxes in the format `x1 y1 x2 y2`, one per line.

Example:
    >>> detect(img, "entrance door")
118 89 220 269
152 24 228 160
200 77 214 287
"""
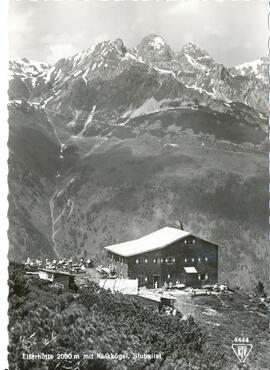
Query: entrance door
153 275 161 289
185 273 199 287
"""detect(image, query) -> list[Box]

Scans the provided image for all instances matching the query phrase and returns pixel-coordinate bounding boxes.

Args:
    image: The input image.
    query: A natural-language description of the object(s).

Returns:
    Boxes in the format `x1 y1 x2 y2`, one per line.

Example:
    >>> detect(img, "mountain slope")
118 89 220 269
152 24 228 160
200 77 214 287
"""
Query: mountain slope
8 99 60 260
8 35 269 291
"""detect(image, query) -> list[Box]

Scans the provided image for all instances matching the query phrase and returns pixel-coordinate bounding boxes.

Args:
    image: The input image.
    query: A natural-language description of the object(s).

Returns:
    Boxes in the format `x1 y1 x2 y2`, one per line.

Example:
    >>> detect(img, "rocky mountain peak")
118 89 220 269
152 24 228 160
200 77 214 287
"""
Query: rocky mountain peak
140 34 167 49
182 42 209 57
136 33 175 62
179 42 214 69
113 38 127 55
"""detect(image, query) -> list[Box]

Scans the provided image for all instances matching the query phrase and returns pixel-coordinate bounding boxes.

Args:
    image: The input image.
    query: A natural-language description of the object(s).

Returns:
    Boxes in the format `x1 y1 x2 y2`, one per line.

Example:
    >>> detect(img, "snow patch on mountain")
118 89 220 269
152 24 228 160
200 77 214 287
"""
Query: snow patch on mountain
130 98 161 118
185 53 209 70
80 105 96 136
150 36 166 50
73 70 82 77
9 58 50 77
231 58 267 82
234 59 263 75
67 109 83 128
154 67 176 78
123 52 137 61
82 69 89 84
9 58 50 90
122 97 185 121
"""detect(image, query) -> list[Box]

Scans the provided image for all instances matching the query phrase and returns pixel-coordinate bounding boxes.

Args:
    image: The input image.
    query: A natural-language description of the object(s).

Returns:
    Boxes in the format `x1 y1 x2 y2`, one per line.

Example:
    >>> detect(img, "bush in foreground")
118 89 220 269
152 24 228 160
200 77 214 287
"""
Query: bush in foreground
8 263 225 369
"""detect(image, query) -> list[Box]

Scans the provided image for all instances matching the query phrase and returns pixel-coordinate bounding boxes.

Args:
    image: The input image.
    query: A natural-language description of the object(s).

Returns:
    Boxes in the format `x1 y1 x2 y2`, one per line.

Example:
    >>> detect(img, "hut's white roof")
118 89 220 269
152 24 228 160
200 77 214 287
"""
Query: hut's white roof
39 268 73 276
184 267 198 273
104 227 190 257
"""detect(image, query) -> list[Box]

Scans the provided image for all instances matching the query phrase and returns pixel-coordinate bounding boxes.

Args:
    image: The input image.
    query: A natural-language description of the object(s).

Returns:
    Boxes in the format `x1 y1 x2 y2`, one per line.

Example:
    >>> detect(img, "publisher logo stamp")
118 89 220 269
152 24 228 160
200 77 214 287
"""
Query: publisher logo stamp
231 337 253 363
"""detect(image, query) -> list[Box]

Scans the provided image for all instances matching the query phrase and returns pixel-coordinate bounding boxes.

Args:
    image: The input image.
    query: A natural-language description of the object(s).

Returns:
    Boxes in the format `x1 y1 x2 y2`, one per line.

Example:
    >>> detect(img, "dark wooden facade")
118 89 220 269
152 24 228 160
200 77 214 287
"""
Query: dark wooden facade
38 269 75 289
53 272 75 289
107 235 218 288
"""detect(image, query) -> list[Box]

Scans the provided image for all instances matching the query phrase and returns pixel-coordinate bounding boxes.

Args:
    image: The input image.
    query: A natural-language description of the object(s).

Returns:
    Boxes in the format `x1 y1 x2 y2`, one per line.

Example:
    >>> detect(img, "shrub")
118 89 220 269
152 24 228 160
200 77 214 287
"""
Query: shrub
8 264 225 370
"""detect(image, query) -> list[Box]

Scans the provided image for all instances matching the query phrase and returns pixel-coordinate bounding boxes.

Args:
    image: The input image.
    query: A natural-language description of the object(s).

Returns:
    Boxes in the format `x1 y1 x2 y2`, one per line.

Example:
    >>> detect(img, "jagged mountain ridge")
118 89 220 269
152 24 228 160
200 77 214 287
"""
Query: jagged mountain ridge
9 58 50 100
9 34 268 116
8 34 269 291
8 35 266 146
230 57 267 82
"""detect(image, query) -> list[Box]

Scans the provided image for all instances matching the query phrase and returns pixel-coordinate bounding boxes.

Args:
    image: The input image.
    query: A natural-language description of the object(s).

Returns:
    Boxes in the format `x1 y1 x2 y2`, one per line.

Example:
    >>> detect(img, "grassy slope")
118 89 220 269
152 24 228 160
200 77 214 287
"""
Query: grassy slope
51 131 268 291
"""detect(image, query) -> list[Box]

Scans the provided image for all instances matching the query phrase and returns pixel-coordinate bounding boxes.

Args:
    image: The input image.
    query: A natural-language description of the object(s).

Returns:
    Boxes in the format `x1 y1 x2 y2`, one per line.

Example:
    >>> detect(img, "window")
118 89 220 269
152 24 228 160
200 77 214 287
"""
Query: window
47 273 54 281
167 274 171 279
160 258 164 263
184 258 188 263
184 240 187 244
198 257 201 262
192 239 196 244
199 273 208 281
153 258 156 263
204 257 208 262
191 257 195 263
136 257 147 264
166 256 175 265
138 275 148 285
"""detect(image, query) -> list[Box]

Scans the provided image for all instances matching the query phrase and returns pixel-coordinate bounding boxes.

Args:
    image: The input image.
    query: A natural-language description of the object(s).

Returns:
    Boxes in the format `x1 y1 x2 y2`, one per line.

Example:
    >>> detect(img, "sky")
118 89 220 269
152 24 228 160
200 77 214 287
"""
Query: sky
9 0 268 67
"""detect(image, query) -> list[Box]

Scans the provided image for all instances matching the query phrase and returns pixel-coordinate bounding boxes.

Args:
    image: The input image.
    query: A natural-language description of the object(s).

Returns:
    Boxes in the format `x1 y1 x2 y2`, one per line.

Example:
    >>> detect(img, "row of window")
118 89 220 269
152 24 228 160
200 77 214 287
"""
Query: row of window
108 253 209 265
136 256 176 264
198 273 208 281
138 273 209 285
108 253 124 263
136 256 209 264
185 256 208 263
184 239 196 244
139 274 173 285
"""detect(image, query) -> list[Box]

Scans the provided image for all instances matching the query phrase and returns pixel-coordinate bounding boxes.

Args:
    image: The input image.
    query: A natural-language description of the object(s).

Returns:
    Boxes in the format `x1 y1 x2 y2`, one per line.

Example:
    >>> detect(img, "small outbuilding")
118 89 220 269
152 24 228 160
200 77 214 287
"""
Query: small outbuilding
38 268 75 289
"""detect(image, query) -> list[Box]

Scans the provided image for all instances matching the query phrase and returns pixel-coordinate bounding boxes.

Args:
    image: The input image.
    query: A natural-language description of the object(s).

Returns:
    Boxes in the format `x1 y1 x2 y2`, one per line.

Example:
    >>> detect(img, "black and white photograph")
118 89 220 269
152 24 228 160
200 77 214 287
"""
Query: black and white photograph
5 0 270 369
